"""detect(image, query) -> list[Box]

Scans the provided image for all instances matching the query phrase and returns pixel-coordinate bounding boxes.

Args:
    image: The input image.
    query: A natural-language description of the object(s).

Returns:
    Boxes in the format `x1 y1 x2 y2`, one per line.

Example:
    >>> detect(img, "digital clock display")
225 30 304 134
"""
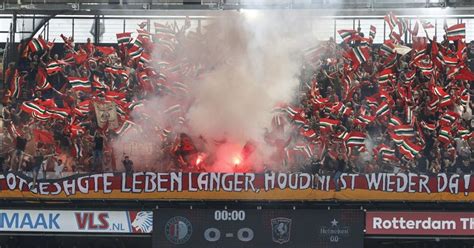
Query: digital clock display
214 210 246 221
153 209 364 248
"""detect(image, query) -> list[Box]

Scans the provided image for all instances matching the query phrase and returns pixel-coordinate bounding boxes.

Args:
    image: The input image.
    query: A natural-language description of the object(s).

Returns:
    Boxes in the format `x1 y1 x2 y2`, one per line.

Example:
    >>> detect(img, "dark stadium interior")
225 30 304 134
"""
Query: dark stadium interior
1 235 473 248
0 235 151 248
365 238 474 248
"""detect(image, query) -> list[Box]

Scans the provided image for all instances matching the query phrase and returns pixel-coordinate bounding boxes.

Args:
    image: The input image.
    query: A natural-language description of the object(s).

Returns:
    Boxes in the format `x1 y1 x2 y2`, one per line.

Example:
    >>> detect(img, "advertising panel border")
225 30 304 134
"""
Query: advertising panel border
366 211 474 236
0 210 153 234
0 172 472 202
153 208 365 248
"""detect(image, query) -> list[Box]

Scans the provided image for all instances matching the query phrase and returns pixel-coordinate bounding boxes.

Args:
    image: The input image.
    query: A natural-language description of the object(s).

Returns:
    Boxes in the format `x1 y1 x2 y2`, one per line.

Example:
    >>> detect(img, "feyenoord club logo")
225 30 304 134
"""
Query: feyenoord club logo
165 216 193 244
271 217 292 244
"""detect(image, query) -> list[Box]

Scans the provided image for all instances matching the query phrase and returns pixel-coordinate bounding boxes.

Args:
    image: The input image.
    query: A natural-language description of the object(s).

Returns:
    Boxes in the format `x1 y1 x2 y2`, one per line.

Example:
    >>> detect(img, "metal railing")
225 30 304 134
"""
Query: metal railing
1 0 468 11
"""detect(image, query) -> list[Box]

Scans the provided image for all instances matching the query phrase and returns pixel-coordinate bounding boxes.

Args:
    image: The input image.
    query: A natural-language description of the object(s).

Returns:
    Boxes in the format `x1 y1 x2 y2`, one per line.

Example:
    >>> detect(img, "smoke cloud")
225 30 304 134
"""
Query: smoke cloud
113 11 321 171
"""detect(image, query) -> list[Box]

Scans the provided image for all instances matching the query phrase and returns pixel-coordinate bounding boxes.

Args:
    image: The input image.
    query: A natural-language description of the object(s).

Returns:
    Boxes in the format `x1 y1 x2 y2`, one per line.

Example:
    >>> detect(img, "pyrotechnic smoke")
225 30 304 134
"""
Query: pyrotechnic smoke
187 11 308 142
114 11 321 171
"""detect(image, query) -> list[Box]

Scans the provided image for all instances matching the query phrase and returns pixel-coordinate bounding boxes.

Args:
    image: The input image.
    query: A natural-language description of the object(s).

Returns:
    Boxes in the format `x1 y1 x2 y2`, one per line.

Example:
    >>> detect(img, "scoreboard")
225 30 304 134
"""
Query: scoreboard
153 209 363 248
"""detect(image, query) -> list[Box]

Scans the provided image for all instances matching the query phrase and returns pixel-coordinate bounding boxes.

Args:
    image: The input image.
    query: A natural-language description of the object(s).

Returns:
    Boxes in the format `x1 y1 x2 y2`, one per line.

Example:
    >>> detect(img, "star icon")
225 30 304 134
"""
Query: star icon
331 219 338 227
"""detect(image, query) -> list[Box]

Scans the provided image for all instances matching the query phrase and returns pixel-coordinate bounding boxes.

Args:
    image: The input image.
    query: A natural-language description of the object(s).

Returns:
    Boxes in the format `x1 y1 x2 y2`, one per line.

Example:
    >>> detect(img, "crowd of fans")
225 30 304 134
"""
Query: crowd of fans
0 14 472 183
279 16 473 177
0 20 200 181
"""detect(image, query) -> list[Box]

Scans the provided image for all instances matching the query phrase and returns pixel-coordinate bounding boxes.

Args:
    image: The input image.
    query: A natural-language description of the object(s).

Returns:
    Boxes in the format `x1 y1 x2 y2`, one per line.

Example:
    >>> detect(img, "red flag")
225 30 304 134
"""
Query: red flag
454 67 474 81
300 128 317 140
47 107 71 120
375 102 390 117
384 12 399 30
319 118 340 132
399 140 422 160
33 129 55 144
446 23 466 41
345 131 366 147
389 31 401 43
331 102 352 117
154 22 176 40
378 89 394 106
412 36 428 51
369 25 376 41
35 68 52 91
337 29 357 43
74 52 88 65
421 20 434 29
373 144 397 161
439 111 459 127
128 46 143 60
37 98 57 108
380 40 396 57
21 101 46 116
377 69 394 86
28 37 47 53
46 61 62 75
116 32 132 47
68 77 91 92
383 53 398 69
96 46 116 56
138 52 152 67
410 21 419 36
47 40 55 50
438 126 452 144
443 55 458 66
432 86 453 107
349 46 370 68
7 70 23 99
397 18 408 36
353 115 376 126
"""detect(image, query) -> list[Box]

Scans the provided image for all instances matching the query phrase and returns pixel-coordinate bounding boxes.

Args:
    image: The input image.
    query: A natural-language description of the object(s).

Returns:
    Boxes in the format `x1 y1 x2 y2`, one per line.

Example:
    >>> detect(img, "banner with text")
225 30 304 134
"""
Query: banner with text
0 172 472 201
153 209 364 248
0 210 153 233
366 211 474 236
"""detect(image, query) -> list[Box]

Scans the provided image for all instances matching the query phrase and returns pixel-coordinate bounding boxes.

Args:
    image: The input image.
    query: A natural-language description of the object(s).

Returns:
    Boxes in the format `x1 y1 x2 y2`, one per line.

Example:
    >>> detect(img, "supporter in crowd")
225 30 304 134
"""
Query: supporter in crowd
0 13 472 182
458 158 472 174
93 132 105 172
365 160 379 173
54 159 65 178
275 15 473 179
122 155 134 175
30 149 45 187
334 154 346 191
12 135 28 171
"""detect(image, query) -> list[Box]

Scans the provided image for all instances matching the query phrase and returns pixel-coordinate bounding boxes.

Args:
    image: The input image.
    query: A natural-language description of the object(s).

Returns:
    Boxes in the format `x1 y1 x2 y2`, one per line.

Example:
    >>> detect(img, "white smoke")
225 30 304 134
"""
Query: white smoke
187 10 313 143
113 10 324 171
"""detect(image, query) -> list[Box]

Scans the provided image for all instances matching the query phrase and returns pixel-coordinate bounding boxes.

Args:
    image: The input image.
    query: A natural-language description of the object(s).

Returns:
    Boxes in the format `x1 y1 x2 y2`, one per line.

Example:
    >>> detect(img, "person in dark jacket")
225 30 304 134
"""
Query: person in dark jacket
334 154 346 192
122 155 134 175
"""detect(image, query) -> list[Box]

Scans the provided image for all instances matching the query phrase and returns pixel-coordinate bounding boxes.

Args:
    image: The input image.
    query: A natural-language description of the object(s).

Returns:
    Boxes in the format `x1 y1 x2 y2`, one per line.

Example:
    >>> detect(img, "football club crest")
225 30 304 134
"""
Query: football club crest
130 211 153 233
271 217 292 244
165 216 193 244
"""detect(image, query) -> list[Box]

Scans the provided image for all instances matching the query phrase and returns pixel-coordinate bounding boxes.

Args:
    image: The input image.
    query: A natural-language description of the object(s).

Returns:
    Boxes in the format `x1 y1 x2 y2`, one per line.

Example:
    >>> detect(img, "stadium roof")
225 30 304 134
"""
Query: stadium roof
2 0 474 16
0 0 474 18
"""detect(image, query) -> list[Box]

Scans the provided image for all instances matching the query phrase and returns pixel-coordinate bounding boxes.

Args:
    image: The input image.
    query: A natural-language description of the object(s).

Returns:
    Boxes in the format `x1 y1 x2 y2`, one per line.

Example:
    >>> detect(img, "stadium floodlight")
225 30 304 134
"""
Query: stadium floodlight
240 8 261 20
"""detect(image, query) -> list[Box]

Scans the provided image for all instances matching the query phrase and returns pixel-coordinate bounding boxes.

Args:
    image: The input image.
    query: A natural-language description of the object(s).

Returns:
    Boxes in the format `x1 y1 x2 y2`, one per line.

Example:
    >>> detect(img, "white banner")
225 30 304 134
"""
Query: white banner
394 44 412 56
0 210 152 233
